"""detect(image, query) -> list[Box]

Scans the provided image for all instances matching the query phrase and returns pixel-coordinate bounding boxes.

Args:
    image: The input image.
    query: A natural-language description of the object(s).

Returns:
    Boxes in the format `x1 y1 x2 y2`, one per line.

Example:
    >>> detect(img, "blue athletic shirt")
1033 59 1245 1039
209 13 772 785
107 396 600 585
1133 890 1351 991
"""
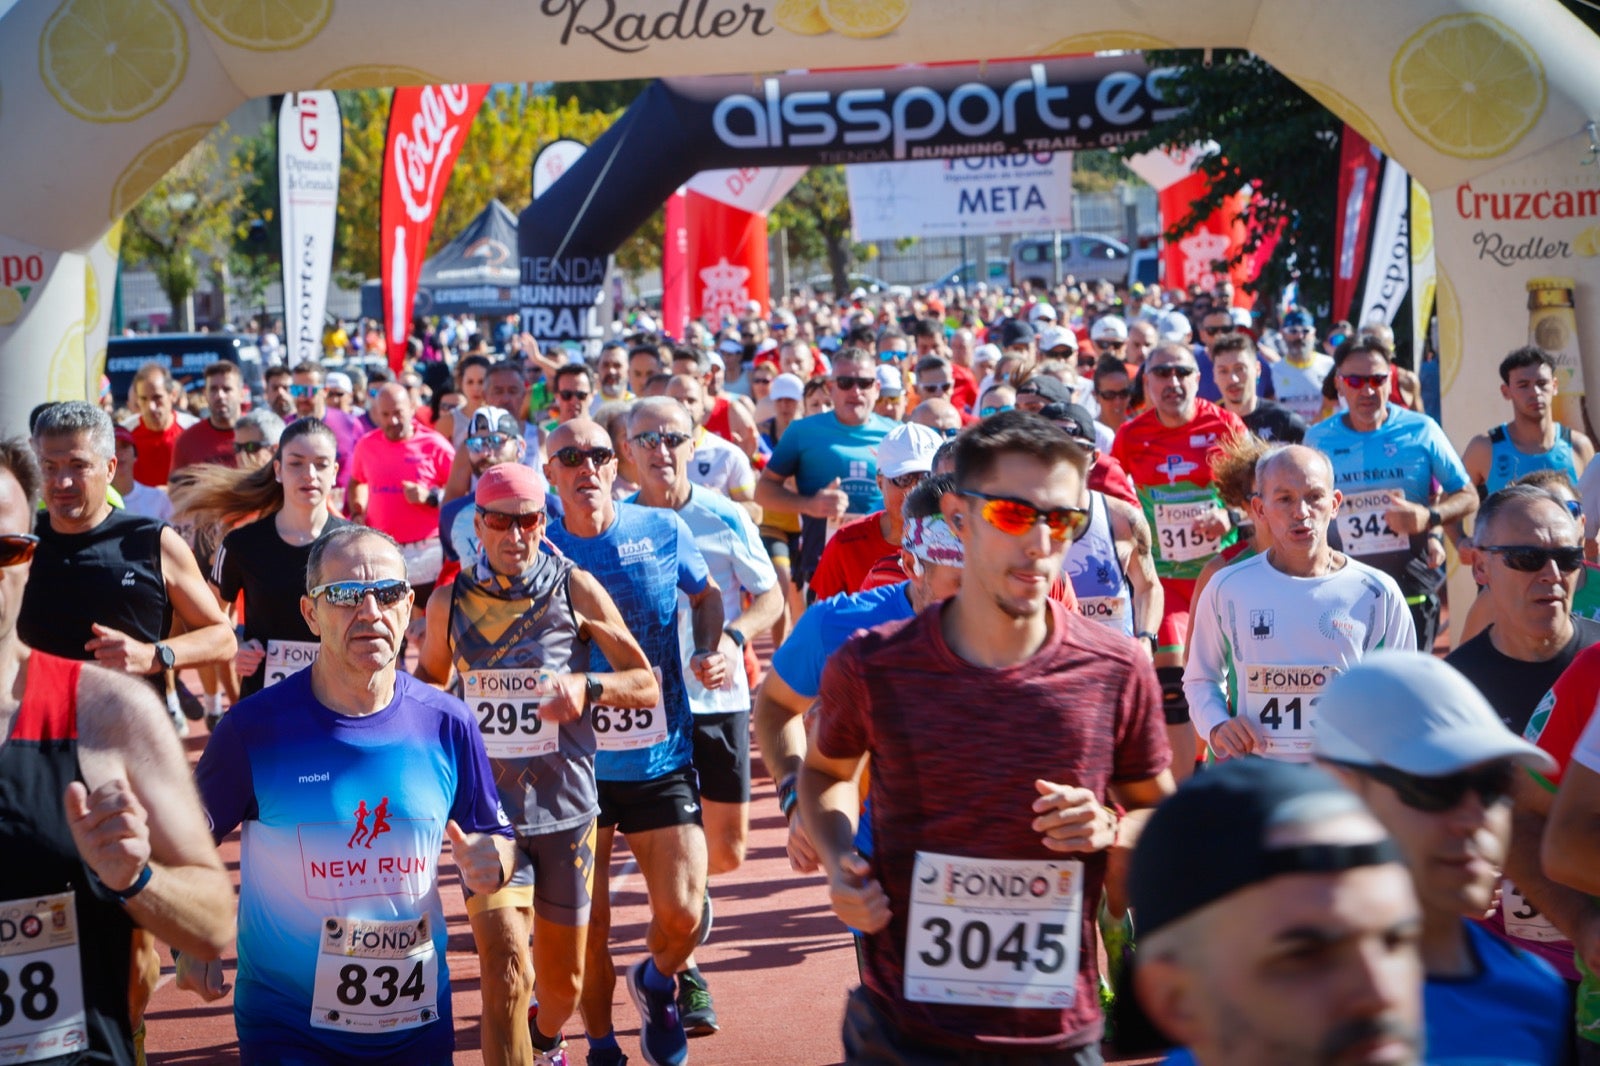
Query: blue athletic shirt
627 487 778 716
1304 404 1471 581
764 410 895 515
195 669 511 1063
769 581 915 861
1424 921 1570 1064
1486 422 1579 494
545 502 710 781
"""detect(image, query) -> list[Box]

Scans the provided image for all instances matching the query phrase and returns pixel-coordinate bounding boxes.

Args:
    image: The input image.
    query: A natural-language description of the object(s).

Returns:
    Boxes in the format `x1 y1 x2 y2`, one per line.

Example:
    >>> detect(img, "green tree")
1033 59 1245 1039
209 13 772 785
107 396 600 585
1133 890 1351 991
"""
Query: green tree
769 166 858 295
547 79 650 114
1117 49 1338 313
122 124 246 331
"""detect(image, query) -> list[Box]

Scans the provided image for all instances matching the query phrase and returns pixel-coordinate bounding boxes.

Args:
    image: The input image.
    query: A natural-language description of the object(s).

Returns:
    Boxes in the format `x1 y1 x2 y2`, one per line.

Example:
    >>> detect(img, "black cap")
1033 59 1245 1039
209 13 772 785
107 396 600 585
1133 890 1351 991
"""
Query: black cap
1129 759 1402 937
1039 401 1098 446
996 319 1034 348
1015 375 1073 406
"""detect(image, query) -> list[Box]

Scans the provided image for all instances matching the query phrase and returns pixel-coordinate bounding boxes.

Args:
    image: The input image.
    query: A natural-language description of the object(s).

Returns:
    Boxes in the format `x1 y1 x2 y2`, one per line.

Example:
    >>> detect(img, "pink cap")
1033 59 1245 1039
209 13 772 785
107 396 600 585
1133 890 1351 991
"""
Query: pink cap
475 463 547 508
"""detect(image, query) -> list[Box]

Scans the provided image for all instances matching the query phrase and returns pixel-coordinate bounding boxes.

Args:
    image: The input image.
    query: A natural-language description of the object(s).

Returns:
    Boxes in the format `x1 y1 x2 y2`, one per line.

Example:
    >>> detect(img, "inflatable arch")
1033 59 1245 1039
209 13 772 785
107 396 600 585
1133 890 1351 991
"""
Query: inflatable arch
1 0 1599 474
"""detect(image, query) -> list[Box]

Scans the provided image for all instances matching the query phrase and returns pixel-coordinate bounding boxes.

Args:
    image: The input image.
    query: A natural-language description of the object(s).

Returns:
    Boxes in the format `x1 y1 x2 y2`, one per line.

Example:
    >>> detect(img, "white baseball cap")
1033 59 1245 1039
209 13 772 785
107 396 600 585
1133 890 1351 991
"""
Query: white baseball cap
973 343 1002 368
875 422 943 478
1027 302 1058 324
1039 326 1078 354
1157 310 1193 344
1091 315 1129 343
1315 651 1557 776
769 372 805 403
875 365 904 396
324 371 353 392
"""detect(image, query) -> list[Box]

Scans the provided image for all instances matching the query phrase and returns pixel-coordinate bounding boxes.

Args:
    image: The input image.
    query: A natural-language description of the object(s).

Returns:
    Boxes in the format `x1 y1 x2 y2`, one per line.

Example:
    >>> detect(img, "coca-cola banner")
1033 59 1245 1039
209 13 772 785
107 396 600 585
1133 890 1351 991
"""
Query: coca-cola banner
521 55 1172 346
279 92 343 367
381 84 489 367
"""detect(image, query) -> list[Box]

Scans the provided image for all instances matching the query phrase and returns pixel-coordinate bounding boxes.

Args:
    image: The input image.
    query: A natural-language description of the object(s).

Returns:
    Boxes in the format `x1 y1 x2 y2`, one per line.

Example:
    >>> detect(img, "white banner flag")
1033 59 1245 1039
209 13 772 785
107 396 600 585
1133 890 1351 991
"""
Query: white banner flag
279 91 343 367
1357 158 1410 329
846 152 1074 242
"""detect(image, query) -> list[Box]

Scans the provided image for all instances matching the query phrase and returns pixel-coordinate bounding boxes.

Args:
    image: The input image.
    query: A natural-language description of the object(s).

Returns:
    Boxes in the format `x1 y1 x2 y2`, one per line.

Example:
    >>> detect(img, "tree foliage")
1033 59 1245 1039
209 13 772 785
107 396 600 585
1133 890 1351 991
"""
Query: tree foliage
768 166 861 295
121 123 246 330
1117 49 1339 312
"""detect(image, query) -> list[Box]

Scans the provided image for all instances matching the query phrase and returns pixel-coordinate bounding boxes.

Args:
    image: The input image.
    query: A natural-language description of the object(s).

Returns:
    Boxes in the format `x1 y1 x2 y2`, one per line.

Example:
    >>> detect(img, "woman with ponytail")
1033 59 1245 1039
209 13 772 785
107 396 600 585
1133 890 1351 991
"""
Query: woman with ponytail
174 417 347 702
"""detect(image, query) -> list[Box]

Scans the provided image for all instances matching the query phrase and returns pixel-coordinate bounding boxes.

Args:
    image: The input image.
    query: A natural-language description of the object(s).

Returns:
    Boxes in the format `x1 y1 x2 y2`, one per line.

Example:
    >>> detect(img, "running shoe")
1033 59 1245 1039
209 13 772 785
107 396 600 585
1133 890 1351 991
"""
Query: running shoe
585 1046 627 1066
532 1040 570 1066
625 960 687 1066
676 968 719 1037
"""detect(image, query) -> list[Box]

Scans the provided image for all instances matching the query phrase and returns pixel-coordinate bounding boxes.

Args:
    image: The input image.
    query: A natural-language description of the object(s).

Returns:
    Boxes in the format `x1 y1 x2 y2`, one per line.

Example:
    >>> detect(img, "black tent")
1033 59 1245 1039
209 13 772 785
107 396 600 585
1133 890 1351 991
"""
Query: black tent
360 199 520 322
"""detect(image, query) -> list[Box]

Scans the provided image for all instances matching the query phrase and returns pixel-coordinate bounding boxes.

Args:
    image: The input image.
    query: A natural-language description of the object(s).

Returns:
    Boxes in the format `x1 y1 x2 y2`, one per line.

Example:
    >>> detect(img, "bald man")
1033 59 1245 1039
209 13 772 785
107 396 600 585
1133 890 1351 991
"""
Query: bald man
908 397 963 437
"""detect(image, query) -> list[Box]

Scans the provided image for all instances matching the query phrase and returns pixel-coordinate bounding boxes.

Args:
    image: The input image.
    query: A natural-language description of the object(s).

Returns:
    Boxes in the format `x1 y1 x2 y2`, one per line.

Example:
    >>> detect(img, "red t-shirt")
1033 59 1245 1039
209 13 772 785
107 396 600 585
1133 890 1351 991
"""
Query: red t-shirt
1529 642 1600 790
1088 452 1138 508
169 419 236 475
950 362 979 413
130 420 183 486
810 511 894 600
814 598 1169 1050
706 395 734 445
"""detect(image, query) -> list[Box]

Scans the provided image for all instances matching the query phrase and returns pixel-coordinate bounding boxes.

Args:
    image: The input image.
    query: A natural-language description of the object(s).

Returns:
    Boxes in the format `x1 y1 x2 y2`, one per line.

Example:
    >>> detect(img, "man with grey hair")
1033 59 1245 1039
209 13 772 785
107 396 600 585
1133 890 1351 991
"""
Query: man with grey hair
21 401 236 731
180 523 515 1063
1185 444 1414 763
232 407 286 472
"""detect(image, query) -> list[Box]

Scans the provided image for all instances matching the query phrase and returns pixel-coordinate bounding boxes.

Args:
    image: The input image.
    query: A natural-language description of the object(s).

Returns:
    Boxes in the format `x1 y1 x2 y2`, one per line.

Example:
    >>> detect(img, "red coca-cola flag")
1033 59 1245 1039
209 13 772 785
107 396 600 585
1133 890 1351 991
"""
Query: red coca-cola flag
380 83 489 369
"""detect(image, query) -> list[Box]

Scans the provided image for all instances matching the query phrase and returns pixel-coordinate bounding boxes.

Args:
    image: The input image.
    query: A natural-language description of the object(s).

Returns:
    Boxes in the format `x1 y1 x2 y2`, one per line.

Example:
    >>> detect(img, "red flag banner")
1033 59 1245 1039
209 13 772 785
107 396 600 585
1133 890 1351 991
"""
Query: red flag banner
380 83 489 368
1332 125 1383 325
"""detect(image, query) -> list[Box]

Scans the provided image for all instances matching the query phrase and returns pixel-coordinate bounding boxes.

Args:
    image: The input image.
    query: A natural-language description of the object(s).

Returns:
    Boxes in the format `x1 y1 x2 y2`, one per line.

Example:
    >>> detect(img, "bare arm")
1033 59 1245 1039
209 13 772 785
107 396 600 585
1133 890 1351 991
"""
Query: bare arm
73 665 234 960
441 443 473 505
1109 497 1163 646
345 479 369 523
1506 774 1600 970
755 467 842 519
731 585 784 646
686 579 726 658
754 671 811 787
725 397 760 457
1449 435 1491 551
414 584 455 687
1545 760 1600 896
1575 430 1596 474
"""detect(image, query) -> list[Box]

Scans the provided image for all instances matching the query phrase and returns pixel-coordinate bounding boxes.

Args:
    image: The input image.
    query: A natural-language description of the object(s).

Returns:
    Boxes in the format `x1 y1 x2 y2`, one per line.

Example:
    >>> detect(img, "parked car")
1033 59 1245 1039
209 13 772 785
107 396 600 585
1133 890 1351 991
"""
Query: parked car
805 272 912 300
104 332 265 409
922 258 1010 293
1009 234 1131 288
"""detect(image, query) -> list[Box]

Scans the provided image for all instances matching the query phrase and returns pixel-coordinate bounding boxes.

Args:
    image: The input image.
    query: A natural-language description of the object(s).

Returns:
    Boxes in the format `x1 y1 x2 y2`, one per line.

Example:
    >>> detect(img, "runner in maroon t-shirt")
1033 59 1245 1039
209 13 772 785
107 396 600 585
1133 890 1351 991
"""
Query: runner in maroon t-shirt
802 410 1173 1061
169 362 244 475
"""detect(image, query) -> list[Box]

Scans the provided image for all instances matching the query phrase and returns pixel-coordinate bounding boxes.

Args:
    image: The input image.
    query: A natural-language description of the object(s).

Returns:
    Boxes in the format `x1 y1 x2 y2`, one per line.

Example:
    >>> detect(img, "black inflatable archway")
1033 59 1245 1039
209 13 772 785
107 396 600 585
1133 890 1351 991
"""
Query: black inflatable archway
517 55 1177 342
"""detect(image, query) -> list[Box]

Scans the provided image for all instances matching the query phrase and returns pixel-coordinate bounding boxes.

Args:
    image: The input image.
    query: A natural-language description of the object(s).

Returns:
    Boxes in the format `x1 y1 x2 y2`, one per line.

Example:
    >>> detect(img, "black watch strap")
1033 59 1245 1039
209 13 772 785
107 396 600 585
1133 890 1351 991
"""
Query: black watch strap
725 626 746 649
584 674 603 707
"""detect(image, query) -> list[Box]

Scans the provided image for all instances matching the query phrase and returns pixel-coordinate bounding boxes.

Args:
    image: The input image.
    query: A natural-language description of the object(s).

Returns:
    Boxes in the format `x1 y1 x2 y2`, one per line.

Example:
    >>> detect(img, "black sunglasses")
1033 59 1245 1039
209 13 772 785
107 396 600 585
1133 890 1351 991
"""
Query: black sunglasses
1097 388 1131 400
477 506 543 532
888 471 926 490
1149 365 1197 380
1477 544 1585 573
1329 758 1514 813
632 430 692 451
558 389 590 401
234 441 272 455
552 446 615 469
834 376 876 391
0 534 39 568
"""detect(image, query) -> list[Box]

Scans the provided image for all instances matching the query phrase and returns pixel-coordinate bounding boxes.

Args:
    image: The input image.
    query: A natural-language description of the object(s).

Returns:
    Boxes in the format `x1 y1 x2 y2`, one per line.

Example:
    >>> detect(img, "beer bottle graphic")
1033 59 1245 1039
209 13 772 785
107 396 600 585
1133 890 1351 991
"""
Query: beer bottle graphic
1528 277 1588 435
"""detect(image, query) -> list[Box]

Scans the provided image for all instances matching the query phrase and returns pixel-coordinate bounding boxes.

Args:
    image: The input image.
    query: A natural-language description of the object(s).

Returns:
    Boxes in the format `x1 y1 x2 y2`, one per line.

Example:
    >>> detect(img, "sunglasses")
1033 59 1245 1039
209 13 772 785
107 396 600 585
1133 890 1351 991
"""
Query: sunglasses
937 426 961 439
1282 327 1310 337
1340 374 1390 390
326 391 348 400
477 506 543 532
962 491 1089 542
0 534 39 568
233 441 272 455
1566 499 1585 519
552 446 615 469
918 381 952 394
1201 326 1230 335
888 471 926 490
979 404 1013 417
465 433 511 452
289 384 322 398
308 578 410 608
1477 544 1585 573
632 430 692 451
558 389 590 402
1148 365 1198 379
751 376 775 386
877 351 903 362
1331 758 1514 813
834 376 876 391
1097 388 1132 401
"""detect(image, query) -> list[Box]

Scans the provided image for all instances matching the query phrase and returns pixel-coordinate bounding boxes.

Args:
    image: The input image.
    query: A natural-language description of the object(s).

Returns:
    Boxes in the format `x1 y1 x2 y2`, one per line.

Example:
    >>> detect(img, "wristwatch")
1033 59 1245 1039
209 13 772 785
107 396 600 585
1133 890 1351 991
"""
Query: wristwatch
584 674 603 709
1135 630 1160 655
1426 507 1442 529
153 642 176 672
724 626 747 650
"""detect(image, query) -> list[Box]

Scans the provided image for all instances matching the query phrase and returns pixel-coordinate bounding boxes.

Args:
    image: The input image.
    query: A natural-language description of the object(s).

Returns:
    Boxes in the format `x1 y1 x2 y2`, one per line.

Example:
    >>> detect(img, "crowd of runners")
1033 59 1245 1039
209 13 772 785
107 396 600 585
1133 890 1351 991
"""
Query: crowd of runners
7 275 1600 1066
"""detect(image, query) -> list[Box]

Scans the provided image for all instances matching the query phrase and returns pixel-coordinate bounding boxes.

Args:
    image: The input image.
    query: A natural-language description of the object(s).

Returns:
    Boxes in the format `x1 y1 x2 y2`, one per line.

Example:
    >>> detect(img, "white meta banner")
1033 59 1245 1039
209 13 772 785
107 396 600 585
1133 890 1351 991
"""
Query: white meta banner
279 91 343 367
846 152 1074 242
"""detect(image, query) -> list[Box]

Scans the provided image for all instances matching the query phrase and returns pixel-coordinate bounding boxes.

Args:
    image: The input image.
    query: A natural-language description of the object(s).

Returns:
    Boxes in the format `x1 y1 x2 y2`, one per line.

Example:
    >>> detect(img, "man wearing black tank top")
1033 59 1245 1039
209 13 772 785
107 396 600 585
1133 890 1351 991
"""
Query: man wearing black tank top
18 402 236 728
0 435 234 1065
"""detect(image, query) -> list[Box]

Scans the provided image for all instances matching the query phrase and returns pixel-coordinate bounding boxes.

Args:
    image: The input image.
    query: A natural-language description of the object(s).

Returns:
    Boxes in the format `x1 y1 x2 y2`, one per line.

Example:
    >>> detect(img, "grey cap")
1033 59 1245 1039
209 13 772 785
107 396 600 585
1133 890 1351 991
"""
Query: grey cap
1314 651 1557 776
